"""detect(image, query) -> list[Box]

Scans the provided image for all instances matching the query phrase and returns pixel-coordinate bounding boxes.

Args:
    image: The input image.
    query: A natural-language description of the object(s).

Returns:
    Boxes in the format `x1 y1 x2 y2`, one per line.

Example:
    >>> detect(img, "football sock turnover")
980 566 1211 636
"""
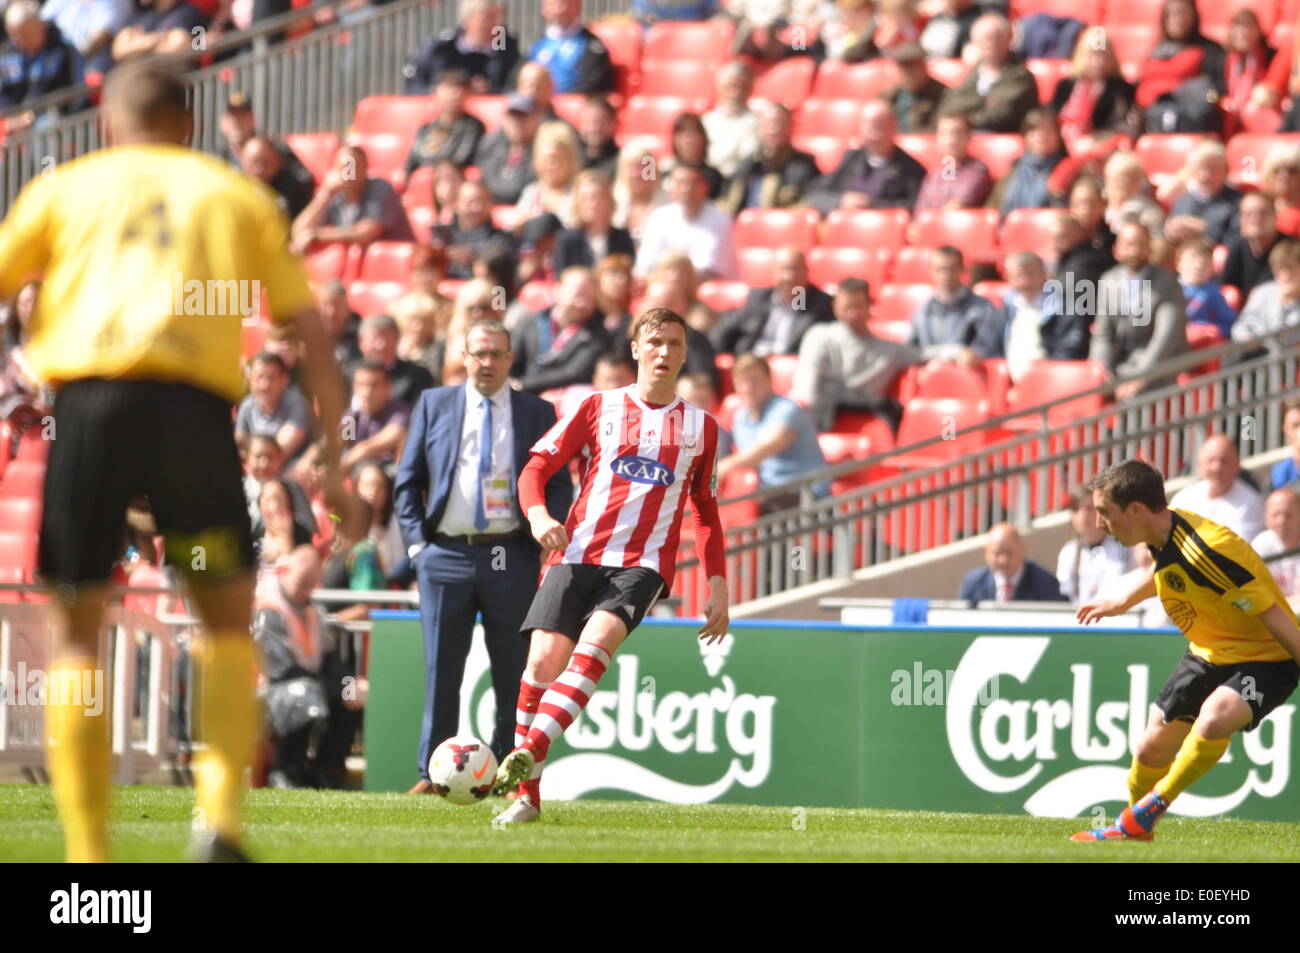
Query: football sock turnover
514 673 552 804
45 655 110 863
194 633 259 846
1127 758 1171 805
1153 732 1230 804
523 642 611 767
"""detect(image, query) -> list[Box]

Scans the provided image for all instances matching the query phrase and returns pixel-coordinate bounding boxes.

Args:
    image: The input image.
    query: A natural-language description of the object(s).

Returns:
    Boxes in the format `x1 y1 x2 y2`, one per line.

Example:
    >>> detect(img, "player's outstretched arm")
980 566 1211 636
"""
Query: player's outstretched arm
1258 603 1300 663
699 575 729 645
1077 563 1156 625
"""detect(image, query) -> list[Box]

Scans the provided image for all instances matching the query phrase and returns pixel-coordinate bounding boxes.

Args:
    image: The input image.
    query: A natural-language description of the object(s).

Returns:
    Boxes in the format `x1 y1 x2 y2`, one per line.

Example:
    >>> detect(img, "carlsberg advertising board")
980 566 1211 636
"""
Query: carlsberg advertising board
364 615 1297 820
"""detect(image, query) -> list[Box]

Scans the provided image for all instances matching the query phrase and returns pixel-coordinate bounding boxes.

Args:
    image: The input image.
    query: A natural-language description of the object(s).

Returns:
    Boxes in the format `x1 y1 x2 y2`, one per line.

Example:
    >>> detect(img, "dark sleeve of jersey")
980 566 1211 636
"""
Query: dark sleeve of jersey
575 30 615 94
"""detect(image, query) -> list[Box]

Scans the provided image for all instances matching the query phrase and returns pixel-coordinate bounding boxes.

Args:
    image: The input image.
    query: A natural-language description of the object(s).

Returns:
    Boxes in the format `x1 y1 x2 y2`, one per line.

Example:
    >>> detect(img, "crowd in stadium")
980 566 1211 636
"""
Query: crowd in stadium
4 0 1300 785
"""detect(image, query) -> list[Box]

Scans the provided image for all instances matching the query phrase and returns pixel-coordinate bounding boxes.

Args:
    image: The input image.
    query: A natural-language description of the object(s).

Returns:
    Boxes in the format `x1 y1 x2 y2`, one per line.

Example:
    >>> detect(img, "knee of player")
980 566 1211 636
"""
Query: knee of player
1196 692 1252 737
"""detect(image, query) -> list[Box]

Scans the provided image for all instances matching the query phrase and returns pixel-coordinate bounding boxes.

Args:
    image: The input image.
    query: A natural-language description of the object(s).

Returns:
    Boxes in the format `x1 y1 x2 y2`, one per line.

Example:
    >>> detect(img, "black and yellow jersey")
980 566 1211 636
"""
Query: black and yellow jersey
0 143 314 404
1151 508 1296 664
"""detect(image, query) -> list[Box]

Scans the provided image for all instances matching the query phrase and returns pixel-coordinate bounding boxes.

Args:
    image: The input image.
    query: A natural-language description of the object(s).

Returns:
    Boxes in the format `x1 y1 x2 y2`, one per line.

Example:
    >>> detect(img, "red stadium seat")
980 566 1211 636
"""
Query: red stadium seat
284 132 339 186
347 281 406 317
715 352 735 397
438 278 466 300
969 134 1025 180
402 166 436 210
793 135 850 175
912 359 989 401
1104 23 1160 70
1135 133 1216 178
0 461 45 498
887 396 991 468
241 321 266 361
1102 0 1166 29
832 411 896 450
491 204 520 231
982 359 1011 418
1221 286 1241 312
406 205 436 244
0 496 40 534
463 95 508 133
637 59 719 102
793 98 866 139
895 133 941 171
618 95 711 145
1202 2 1276 44
717 467 760 529
352 95 436 140
643 20 735 63
908 209 1001 260
818 432 879 495
349 132 409 189
551 94 587 128
1012 0 1102 21
518 282 556 313
14 432 49 463
871 283 931 323
822 209 911 254
302 243 348 283
925 59 971 88
1005 360 1109 430
867 318 912 342
888 246 935 283
716 391 742 431
751 57 816 110
738 247 780 286
810 59 898 100
698 281 750 313
1025 59 1074 104
590 20 643 99
1186 323 1226 350
733 207 821 251
359 241 415 283
1000 207 1059 255
1227 133 1300 187
0 529 38 572
768 355 799 396
973 280 1009 304
806 246 890 290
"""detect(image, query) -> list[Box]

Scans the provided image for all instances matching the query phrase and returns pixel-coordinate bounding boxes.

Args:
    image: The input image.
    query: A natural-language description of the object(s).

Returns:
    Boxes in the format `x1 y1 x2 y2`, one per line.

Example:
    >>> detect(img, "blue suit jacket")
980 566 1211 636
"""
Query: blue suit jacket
393 385 573 553
958 560 1067 604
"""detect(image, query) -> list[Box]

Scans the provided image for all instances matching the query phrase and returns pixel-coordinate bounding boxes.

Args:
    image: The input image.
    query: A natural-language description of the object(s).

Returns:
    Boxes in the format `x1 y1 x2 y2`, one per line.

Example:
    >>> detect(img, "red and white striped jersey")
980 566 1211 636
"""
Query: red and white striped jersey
521 386 723 588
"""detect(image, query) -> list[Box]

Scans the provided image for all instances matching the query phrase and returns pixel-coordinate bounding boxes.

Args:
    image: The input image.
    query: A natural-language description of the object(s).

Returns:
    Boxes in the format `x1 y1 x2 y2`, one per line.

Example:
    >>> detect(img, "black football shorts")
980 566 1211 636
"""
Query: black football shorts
520 563 666 642
40 378 255 589
1155 650 1300 732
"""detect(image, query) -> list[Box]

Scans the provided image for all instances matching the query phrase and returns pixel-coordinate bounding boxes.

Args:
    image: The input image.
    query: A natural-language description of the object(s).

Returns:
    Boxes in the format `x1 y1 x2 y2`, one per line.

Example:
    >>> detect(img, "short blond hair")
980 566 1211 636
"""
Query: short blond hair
532 121 581 182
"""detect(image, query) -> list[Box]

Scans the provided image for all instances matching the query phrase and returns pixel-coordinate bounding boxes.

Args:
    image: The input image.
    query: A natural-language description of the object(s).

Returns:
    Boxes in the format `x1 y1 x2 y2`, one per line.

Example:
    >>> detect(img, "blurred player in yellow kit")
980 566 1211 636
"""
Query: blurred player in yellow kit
1072 459 1300 841
0 62 355 861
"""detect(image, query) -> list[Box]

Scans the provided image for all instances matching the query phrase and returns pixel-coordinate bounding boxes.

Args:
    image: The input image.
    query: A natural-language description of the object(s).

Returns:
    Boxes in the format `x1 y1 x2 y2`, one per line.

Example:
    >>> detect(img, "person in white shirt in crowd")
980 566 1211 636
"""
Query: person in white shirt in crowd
702 61 761 179
1168 434 1266 541
634 161 740 282
1056 484 1133 604
1104 541 1171 629
1251 489 1300 597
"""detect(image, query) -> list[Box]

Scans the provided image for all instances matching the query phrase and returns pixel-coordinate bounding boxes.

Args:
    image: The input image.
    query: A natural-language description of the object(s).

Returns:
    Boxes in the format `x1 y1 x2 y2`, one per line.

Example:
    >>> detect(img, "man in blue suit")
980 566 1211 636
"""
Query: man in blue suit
395 320 573 793
958 523 1067 605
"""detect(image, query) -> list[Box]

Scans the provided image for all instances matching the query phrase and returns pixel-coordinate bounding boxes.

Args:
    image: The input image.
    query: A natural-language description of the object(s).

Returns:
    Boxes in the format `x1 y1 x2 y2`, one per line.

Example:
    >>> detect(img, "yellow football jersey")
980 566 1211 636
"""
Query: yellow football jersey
0 143 314 404
1151 508 1296 665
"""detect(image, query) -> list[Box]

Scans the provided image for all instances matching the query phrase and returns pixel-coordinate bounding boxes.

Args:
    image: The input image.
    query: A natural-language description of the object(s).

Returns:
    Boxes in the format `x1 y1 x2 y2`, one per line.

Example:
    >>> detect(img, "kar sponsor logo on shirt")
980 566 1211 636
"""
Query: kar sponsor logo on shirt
610 454 675 487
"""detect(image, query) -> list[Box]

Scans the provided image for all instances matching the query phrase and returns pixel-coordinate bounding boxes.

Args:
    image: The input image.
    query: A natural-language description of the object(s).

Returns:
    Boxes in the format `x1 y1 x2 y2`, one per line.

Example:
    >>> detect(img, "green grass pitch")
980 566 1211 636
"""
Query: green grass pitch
3 785 1300 862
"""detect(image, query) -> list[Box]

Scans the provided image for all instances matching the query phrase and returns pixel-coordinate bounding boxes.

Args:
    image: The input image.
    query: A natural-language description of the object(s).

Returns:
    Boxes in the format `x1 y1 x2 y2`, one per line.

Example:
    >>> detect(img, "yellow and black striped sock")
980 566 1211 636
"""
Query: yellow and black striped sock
1154 733 1231 804
193 634 260 846
45 656 110 863
1127 758 1171 805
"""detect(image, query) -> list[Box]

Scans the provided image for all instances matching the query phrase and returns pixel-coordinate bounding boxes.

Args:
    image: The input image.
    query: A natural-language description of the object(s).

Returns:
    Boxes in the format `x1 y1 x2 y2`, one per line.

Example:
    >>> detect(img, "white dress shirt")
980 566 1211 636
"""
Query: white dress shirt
1169 479 1266 543
436 382 520 537
1251 529 1300 597
1056 535 1133 604
633 200 740 280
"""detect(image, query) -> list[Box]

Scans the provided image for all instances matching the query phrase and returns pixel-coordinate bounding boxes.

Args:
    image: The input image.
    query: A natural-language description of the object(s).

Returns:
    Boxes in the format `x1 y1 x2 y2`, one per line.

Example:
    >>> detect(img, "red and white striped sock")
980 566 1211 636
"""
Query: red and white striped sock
514 674 551 804
524 642 611 763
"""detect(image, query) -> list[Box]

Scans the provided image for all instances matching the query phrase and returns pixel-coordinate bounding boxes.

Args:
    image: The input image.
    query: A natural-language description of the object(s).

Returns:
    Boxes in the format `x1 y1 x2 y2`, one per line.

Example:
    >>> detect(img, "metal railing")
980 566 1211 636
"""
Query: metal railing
674 332 1300 608
1 0 635 213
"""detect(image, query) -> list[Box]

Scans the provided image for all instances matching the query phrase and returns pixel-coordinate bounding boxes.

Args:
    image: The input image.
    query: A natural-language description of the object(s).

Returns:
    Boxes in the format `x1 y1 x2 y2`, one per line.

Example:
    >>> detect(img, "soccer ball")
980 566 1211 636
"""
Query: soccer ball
427 736 498 805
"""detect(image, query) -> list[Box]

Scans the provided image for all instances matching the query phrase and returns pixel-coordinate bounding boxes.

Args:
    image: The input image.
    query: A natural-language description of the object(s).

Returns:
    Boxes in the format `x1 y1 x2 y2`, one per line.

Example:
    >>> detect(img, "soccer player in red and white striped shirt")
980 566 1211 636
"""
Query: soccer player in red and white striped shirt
491 307 730 823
